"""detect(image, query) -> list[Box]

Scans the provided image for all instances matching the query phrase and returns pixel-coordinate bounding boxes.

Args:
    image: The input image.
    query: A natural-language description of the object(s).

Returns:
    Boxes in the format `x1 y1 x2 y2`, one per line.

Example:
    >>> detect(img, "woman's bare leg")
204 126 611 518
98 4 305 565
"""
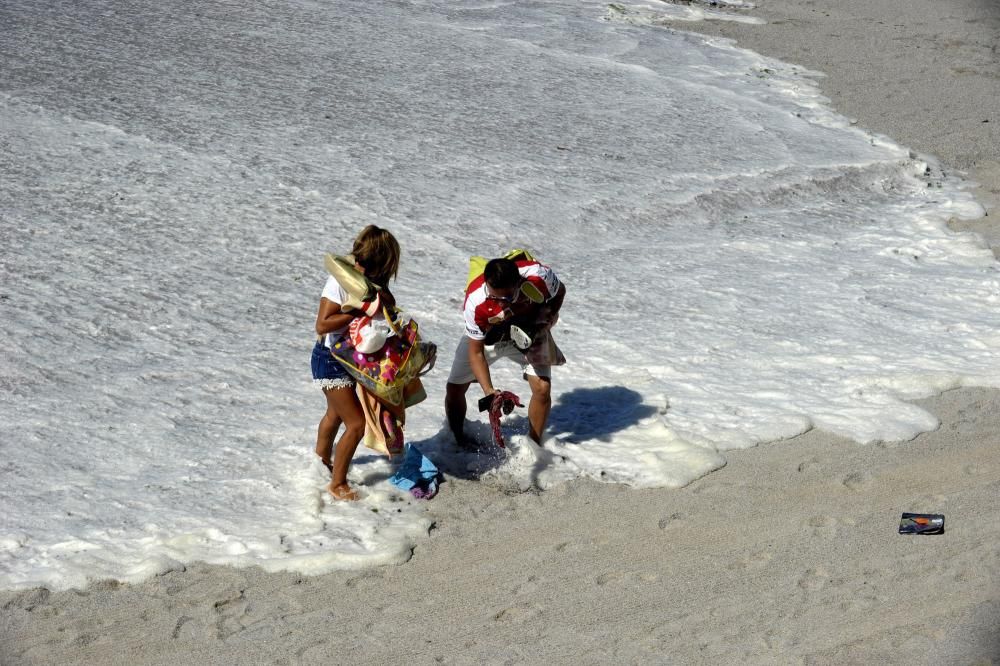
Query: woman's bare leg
326 385 366 500
316 391 343 472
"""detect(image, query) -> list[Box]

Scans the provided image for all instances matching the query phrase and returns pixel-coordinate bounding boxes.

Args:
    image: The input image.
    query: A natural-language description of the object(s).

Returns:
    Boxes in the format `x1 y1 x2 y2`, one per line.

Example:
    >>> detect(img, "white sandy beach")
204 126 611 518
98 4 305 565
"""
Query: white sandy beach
3 0 1000 664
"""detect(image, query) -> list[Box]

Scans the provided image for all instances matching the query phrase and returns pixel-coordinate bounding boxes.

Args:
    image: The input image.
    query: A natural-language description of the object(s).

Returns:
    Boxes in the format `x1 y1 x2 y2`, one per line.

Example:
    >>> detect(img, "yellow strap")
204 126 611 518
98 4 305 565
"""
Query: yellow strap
465 249 539 290
383 305 402 336
465 255 488 290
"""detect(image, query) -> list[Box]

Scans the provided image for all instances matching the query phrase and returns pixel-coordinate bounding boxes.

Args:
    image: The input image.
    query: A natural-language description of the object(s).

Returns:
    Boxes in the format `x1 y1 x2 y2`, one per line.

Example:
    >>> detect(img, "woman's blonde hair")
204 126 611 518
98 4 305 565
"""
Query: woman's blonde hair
352 225 401 288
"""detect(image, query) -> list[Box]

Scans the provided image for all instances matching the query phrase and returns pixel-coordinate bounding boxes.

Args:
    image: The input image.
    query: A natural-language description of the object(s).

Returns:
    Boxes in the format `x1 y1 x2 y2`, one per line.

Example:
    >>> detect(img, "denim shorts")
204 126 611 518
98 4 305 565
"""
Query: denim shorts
311 340 355 390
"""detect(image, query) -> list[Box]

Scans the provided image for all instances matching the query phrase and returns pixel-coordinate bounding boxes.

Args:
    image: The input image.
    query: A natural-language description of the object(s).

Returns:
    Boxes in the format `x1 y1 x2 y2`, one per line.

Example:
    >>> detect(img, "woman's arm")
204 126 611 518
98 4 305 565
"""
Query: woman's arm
315 297 356 336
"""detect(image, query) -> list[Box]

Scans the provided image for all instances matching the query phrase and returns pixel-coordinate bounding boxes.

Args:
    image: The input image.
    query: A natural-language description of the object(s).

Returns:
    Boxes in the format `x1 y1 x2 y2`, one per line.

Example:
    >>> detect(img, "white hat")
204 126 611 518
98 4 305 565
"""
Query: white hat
353 320 392 354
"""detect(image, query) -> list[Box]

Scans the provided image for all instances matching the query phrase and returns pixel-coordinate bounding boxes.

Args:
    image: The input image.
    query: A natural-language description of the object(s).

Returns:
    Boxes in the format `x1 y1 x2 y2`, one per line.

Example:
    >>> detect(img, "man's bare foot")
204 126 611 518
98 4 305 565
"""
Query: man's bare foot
453 432 480 450
328 482 359 501
320 457 333 474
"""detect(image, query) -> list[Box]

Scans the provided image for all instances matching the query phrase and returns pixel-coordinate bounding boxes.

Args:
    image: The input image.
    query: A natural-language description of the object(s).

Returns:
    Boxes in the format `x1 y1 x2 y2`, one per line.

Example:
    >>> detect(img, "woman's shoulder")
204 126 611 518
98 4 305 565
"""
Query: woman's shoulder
320 275 346 303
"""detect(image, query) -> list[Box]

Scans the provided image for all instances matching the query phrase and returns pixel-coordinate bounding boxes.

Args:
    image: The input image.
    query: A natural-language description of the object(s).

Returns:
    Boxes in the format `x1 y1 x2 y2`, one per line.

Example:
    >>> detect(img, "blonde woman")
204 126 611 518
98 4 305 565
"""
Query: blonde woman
312 225 400 500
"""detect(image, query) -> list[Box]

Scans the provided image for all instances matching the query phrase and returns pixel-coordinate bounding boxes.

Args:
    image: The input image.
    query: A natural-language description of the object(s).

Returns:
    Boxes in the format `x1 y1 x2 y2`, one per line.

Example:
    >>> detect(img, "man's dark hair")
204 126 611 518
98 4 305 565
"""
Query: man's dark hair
484 258 520 289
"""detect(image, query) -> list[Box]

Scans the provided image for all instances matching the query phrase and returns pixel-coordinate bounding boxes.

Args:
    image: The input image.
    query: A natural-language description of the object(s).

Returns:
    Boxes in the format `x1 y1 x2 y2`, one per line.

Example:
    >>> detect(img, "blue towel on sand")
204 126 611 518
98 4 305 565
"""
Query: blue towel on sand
389 444 441 499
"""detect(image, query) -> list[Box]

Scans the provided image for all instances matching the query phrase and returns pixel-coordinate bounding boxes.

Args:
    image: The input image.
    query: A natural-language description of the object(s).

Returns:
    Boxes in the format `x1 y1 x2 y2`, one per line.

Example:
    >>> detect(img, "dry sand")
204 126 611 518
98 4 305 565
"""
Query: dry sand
3 1 1000 664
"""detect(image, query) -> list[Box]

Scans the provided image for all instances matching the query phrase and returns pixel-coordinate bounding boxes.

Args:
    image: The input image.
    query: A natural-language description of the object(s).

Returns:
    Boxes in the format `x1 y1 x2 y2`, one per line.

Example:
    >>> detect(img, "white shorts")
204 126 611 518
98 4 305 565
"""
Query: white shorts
446 336 551 385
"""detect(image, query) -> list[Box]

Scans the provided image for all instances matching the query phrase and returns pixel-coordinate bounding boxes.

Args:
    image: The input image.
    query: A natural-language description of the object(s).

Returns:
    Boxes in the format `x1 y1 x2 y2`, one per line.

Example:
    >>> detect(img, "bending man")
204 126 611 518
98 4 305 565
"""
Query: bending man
445 255 566 445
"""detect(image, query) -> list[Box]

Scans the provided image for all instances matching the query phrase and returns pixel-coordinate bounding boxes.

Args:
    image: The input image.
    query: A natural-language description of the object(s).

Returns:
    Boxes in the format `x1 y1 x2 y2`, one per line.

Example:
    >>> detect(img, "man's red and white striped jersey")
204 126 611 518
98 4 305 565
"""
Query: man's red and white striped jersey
463 260 561 341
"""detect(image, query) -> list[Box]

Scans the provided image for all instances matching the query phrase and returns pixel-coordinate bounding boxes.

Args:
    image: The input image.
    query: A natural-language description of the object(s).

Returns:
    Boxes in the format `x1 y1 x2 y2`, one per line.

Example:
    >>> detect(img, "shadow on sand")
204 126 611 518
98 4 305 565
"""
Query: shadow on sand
406 386 658 483
547 385 658 444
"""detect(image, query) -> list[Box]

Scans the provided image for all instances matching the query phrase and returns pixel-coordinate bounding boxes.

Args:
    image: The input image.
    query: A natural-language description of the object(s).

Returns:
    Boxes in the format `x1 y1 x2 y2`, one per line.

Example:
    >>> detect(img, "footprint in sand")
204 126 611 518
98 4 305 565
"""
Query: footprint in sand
171 615 201 641
842 471 873 492
3 588 51 611
596 571 626 586
759 626 805 652
212 590 249 640
797 458 823 473
299 642 334 662
553 540 584 554
840 593 884 613
510 574 540 596
69 632 97 648
804 515 856 538
345 570 386 589
595 570 660 586
761 628 800 651
692 482 731 496
799 567 846 595
493 603 543 623
797 567 831 592
907 493 948 513
728 550 773 571
658 512 686 530
806 515 839 538
877 627 944 653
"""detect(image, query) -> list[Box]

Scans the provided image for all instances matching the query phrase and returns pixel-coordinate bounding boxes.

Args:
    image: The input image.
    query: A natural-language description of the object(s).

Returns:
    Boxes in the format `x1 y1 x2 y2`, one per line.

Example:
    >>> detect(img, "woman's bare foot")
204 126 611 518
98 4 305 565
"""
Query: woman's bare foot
319 457 333 474
328 482 359 501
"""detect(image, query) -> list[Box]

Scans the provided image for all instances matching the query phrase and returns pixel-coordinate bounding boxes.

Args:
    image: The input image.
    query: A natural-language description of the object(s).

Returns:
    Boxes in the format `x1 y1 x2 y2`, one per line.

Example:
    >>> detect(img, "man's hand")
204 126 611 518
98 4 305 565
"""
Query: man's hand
487 306 513 325
478 391 519 414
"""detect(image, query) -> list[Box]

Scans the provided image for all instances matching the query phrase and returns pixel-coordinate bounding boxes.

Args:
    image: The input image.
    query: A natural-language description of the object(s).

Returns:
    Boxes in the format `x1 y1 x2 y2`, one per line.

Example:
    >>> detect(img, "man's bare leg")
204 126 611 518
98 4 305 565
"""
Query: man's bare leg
526 374 552 444
445 381 473 444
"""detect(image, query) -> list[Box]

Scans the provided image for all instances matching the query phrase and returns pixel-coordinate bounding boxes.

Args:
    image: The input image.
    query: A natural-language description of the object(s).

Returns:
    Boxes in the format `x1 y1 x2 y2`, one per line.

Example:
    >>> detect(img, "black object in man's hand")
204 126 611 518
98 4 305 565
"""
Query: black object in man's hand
478 393 518 414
